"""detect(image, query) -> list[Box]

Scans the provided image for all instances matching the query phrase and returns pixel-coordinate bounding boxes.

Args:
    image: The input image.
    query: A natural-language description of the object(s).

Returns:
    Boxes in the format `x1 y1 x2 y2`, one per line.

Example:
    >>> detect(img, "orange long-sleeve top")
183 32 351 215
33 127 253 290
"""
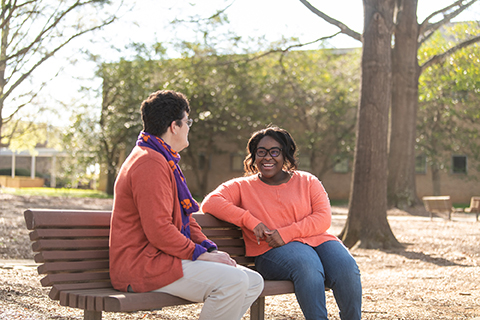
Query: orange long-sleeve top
201 170 339 257
109 146 208 293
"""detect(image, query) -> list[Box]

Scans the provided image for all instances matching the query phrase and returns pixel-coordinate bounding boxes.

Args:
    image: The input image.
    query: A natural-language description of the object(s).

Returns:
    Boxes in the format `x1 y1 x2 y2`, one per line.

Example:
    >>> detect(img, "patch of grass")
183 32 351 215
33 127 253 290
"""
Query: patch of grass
0 187 112 199
453 203 469 210
330 199 349 207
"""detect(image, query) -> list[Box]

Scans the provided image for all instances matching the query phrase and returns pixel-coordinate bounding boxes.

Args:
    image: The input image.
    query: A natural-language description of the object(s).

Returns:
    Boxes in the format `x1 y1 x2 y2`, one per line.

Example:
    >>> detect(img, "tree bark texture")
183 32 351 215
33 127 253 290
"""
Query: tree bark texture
340 0 401 249
388 0 421 209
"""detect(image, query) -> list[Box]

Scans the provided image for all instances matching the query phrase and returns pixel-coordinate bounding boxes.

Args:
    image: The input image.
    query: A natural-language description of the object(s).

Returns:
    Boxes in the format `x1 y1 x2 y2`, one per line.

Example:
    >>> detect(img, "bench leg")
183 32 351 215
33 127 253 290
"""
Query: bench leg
250 296 265 320
84 310 102 320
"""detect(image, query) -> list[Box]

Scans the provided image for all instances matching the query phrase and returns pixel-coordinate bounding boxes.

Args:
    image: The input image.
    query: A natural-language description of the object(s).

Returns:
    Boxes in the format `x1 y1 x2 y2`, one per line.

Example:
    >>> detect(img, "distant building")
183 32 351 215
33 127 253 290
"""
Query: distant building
0 148 67 187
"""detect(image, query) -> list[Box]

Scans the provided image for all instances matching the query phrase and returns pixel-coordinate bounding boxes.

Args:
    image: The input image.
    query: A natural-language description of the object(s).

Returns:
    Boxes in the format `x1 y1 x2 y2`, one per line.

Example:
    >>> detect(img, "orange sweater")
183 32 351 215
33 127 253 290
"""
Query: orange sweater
201 171 339 257
109 146 208 293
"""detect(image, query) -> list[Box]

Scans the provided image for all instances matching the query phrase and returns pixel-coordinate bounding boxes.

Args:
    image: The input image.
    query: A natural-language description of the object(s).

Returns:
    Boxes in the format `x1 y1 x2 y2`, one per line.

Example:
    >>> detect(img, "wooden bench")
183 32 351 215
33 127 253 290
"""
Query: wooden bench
422 196 453 220
464 196 480 221
24 209 294 320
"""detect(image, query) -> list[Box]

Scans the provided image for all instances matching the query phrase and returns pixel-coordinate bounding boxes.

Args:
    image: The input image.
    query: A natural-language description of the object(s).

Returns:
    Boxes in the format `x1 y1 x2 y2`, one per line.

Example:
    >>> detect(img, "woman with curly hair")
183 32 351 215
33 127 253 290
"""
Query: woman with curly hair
201 126 362 320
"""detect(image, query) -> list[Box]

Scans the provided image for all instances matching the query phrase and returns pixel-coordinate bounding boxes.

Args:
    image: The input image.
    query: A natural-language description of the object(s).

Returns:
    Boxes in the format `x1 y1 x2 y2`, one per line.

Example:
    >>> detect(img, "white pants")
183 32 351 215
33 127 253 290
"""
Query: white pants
153 260 264 320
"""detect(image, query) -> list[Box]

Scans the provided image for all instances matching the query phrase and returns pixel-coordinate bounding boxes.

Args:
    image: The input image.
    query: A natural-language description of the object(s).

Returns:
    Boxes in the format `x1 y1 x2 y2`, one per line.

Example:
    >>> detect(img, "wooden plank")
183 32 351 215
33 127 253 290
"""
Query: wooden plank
76 288 118 309
49 282 113 300
38 260 109 274
30 228 110 240
212 238 245 247
32 239 109 252
192 213 235 228
217 247 245 256
24 209 111 230
260 280 295 296
201 229 243 238
103 292 195 312
41 271 110 286
57 281 294 312
34 250 109 263
234 256 255 266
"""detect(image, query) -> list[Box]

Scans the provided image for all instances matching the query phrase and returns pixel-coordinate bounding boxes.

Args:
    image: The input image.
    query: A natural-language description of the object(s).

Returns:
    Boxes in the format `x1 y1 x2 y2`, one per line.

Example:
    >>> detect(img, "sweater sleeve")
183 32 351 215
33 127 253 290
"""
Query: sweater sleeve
131 158 197 260
276 176 332 244
201 181 262 231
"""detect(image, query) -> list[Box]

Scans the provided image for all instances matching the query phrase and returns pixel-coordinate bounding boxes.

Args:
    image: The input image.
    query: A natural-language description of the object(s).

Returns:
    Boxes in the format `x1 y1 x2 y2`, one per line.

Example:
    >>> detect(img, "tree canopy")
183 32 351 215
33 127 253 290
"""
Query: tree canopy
0 0 121 148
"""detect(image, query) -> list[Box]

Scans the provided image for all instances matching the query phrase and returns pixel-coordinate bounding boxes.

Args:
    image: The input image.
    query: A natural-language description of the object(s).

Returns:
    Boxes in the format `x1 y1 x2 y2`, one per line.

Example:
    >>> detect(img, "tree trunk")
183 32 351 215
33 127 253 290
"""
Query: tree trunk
388 0 421 209
431 163 442 195
339 0 401 249
106 167 116 196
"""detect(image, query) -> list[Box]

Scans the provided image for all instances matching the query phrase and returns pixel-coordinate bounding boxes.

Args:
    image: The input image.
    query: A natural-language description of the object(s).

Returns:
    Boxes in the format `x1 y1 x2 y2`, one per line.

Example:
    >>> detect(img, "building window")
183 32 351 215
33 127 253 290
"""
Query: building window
231 154 245 171
415 154 427 174
452 155 467 174
333 156 349 173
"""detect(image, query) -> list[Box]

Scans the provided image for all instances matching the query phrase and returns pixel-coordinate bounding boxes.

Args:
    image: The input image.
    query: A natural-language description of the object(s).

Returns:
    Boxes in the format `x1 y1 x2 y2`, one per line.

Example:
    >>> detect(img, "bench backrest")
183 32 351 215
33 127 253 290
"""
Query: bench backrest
24 209 251 301
466 196 480 213
422 196 453 214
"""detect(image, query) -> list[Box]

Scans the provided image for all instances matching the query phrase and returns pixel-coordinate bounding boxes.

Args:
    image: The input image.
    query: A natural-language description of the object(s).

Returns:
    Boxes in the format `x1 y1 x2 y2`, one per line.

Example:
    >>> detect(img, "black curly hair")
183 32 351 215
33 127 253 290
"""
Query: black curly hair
140 90 190 137
244 126 298 175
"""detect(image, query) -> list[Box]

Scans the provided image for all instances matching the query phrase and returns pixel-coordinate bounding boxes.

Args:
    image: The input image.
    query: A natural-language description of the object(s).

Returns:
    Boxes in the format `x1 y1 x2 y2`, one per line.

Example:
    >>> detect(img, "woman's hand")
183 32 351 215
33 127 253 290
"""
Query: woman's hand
265 230 285 248
253 223 271 245
197 250 237 266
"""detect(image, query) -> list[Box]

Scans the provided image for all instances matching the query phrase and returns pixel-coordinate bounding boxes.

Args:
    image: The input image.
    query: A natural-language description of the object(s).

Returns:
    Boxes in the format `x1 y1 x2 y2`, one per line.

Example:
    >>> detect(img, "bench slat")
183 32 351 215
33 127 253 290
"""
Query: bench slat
103 291 196 312
50 282 113 300
212 238 245 247
32 239 109 252
201 229 243 238
38 260 109 274
233 256 255 265
35 250 110 263
24 209 111 230
30 228 110 240
192 213 235 228
41 272 110 286
260 280 295 296
77 288 118 310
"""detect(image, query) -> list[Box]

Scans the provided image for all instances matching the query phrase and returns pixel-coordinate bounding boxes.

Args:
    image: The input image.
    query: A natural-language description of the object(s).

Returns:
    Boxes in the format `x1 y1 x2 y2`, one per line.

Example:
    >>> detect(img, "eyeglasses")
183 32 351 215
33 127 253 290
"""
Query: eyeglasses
256 147 282 158
183 118 193 127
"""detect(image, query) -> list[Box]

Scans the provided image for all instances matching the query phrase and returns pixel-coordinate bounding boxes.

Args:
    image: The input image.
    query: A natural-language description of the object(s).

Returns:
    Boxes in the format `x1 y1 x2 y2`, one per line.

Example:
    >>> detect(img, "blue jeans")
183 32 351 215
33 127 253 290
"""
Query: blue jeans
255 241 362 320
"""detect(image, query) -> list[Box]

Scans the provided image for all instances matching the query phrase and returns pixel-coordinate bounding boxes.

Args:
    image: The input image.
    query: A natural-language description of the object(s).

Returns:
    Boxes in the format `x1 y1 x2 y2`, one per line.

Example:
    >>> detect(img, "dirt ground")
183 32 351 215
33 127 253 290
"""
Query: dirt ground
1 192 479 319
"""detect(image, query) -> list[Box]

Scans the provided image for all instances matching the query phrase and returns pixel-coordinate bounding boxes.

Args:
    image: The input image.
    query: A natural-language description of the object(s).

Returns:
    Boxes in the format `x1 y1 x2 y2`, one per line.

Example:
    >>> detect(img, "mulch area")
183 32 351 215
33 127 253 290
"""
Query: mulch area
1 192 479 319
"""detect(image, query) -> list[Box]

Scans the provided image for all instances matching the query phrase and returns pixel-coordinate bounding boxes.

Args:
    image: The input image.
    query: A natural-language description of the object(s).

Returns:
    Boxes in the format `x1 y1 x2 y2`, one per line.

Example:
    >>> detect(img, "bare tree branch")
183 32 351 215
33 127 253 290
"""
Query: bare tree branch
419 0 478 44
420 34 480 70
2 13 116 104
172 1 235 24
298 0 362 42
0 0 123 142
216 31 342 66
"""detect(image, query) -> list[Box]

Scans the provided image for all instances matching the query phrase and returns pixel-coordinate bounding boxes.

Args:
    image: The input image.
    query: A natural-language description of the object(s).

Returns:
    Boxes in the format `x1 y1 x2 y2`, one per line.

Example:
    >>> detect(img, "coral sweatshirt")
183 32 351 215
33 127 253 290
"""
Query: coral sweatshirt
201 171 339 257
109 146 208 293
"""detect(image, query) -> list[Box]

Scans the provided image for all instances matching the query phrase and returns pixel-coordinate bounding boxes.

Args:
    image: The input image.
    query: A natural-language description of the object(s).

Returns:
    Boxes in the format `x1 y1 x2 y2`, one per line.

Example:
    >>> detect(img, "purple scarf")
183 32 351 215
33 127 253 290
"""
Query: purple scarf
136 132 198 238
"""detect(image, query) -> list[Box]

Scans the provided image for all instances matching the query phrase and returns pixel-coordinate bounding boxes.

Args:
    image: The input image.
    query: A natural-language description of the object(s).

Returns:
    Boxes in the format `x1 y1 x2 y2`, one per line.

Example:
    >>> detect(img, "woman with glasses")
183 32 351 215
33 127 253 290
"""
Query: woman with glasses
109 90 263 320
201 126 362 320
